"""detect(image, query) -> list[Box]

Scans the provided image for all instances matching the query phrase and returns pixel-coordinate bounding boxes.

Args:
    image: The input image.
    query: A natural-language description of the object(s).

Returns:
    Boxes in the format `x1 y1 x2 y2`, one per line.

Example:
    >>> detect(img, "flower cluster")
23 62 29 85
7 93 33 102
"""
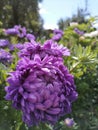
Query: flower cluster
15 43 24 50
0 39 9 48
4 25 26 38
0 49 12 64
4 25 35 41
52 29 64 41
5 30 78 127
74 28 84 35
26 33 35 42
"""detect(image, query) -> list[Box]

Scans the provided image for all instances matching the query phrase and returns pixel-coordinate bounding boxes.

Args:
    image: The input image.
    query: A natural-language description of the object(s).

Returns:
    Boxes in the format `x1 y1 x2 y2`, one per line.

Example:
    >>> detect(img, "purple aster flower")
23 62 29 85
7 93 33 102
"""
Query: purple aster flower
52 29 64 41
18 26 26 38
5 54 78 126
18 41 41 59
4 28 19 35
26 33 35 41
15 43 24 50
4 25 27 38
43 40 70 56
0 49 12 64
53 29 64 35
52 34 62 41
5 37 77 126
19 40 70 59
0 39 9 48
74 28 84 35
64 118 75 127
14 25 27 38
8 44 15 51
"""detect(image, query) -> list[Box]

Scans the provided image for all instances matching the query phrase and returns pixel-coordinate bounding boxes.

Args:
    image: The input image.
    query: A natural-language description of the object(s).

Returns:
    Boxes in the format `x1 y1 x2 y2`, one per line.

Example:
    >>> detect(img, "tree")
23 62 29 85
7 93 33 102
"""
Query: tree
58 0 90 30
58 18 70 30
0 0 43 34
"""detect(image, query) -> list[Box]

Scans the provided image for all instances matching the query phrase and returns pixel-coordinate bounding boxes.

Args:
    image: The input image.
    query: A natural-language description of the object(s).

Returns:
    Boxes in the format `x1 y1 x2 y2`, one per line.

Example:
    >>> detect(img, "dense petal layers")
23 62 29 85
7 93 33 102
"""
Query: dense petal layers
5 54 78 126
5 30 77 127
19 40 70 59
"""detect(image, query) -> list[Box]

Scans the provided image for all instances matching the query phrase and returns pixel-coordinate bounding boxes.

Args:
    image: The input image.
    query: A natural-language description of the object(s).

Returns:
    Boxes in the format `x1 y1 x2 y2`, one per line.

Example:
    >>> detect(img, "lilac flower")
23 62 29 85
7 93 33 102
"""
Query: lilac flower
5 55 78 126
0 49 12 64
74 28 84 35
64 118 75 127
0 39 9 48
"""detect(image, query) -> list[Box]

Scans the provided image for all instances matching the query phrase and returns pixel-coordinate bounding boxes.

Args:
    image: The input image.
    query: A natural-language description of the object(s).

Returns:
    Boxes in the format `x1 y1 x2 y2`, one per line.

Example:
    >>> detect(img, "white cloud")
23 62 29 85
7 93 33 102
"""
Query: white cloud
39 8 48 15
38 3 49 15
38 3 42 9
43 23 58 30
38 3 58 30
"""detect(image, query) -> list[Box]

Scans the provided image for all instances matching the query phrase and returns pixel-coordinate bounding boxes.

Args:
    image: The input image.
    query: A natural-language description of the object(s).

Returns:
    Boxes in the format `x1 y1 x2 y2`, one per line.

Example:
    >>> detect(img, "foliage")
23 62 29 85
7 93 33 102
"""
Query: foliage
0 0 43 35
59 19 98 130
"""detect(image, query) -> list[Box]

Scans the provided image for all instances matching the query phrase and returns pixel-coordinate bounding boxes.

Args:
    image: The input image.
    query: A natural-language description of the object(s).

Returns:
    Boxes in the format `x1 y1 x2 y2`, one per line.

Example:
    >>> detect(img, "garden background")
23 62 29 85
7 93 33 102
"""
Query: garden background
0 0 98 130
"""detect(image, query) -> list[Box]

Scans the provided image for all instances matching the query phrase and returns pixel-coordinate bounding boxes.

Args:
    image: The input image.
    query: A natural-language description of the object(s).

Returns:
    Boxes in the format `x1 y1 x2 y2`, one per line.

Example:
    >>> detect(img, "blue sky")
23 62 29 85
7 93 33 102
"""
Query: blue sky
39 0 98 29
